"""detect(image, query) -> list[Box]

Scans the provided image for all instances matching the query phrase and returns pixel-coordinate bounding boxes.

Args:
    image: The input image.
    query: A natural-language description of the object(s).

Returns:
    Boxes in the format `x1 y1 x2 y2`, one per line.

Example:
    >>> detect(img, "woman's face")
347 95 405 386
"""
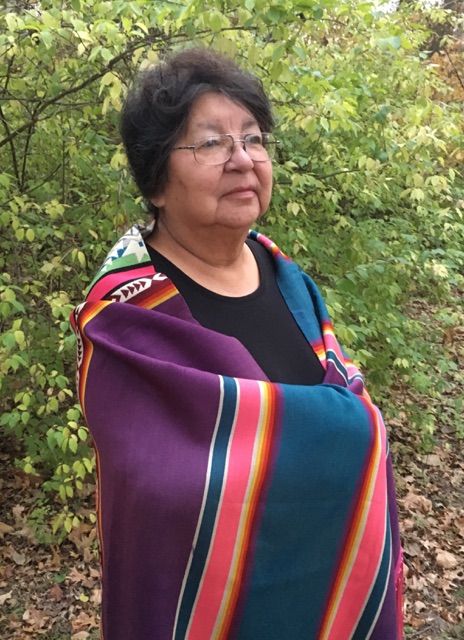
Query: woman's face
153 93 273 237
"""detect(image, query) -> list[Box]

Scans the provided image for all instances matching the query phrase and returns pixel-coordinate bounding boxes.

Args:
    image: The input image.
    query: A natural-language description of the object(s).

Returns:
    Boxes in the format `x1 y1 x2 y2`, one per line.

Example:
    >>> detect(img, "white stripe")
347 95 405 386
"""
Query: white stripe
211 380 266 638
171 375 226 640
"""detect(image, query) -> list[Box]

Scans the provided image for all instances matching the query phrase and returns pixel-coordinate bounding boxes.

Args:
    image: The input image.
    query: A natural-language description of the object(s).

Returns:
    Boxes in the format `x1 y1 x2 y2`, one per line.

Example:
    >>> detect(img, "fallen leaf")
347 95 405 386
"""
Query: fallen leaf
401 492 432 514
0 590 12 605
12 551 26 565
404 541 421 557
22 607 48 629
0 522 14 538
423 454 443 467
18 524 39 543
66 565 96 589
66 566 88 584
91 586 101 605
47 583 63 602
414 600 427 613
71 609 98 631
436 549 458 569
12 505 26 524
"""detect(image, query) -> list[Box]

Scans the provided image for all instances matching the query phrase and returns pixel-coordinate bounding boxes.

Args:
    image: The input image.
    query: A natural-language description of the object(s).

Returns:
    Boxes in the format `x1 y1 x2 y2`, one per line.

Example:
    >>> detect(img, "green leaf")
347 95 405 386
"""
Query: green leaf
68 436 78 454
388 36 402 50
14 330 25 346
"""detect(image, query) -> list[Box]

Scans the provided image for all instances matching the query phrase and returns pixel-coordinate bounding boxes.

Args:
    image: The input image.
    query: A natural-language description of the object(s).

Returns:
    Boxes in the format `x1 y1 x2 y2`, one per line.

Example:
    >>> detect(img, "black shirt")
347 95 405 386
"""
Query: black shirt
146 238 325 386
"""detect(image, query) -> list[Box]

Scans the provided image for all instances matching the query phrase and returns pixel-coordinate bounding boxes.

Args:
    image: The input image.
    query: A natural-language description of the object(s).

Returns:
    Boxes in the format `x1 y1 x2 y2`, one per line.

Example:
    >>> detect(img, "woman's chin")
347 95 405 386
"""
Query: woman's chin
215 205 264 230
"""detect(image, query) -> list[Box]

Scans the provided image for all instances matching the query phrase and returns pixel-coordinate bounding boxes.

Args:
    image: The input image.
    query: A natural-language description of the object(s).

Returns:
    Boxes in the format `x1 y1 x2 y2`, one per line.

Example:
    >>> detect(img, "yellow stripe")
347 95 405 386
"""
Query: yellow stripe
78 302 112 419
139 286 177 309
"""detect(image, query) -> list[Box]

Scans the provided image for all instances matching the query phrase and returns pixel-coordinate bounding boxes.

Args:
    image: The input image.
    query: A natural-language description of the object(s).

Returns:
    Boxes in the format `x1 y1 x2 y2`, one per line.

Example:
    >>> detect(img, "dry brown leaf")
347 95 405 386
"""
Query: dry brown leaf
11 505 26 524
71 609 98 632
0 522 14 538
402 492 432 514
0 590 12 605
436 549 458 569
404 541 421 557
455 517 464 537
414 600 427 613
91 586 101 605
12 550 26 566
423 453 443 467
66 566 88 584
22 607 48 629
18 524 39 542
47 583 64 602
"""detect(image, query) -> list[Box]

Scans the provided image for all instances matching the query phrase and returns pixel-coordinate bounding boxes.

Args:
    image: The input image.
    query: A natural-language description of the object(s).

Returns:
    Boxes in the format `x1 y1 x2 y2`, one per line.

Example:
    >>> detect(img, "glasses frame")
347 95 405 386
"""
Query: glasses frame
172 133 278 165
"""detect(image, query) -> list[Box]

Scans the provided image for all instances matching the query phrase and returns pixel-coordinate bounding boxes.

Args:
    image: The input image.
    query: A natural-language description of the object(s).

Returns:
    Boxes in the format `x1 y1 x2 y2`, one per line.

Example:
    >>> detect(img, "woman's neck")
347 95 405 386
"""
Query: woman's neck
146 221 260 297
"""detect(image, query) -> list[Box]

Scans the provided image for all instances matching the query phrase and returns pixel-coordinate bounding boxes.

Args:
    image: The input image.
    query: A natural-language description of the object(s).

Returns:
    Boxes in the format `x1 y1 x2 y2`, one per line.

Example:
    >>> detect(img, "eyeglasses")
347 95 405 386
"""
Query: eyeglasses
172 133 278 165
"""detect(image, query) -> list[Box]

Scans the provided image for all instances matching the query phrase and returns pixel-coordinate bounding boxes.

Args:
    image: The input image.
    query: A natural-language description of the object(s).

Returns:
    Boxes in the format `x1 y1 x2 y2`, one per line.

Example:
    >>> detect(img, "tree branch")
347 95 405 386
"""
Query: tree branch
0 165 61 209
20 123 34 191
0 37 154 150
313 168 361 180
277 168 362 184
0 102 21 186
444 47 464 93
0 56 21 186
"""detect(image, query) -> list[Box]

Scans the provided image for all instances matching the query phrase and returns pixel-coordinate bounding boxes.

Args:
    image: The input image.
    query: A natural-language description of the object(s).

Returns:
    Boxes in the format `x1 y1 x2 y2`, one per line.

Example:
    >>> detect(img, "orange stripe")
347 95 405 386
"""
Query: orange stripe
76 302 112 419
137 284 177 309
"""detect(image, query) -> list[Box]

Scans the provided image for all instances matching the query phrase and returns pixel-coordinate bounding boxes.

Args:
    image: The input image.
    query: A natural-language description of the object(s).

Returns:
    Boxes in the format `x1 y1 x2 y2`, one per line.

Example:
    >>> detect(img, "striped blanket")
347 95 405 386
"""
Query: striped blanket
71 226 403 640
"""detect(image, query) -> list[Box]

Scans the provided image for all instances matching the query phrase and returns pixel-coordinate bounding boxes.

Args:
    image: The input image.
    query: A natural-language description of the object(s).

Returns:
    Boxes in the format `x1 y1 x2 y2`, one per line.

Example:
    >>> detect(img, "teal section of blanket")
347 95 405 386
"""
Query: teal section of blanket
235 384 373 638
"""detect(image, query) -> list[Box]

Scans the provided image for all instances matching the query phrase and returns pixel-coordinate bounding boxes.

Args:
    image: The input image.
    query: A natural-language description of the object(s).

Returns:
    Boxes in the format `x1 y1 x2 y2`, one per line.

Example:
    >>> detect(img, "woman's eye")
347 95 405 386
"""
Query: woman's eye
201 137 222 149
246 134 263 145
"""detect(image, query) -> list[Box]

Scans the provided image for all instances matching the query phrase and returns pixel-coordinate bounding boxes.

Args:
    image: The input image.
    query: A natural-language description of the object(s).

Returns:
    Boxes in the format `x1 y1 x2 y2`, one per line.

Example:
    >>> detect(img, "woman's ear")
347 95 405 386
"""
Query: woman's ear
150 197 163 209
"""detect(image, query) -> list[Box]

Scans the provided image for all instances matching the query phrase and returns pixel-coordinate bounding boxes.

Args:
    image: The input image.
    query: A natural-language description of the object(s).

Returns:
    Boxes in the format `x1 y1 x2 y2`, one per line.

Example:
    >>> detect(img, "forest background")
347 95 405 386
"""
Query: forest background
0 0 463 638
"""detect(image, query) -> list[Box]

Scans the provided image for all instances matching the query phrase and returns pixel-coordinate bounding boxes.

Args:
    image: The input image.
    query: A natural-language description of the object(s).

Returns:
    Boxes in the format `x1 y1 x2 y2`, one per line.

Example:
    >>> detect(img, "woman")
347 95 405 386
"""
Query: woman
71 48 403 639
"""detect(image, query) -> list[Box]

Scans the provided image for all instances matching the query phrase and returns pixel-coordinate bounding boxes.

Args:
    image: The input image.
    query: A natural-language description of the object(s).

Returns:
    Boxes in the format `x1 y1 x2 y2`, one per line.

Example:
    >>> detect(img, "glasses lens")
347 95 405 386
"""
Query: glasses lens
245 133 276 161
194 136 232 165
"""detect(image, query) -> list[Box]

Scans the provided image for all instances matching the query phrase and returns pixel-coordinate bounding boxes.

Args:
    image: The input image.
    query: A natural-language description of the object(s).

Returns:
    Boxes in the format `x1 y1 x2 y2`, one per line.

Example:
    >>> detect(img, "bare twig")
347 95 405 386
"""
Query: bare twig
0 57 21 187
276 168 362 184
0 164 61 209
20 123 34 191
0 102 21 187
313 168 361 180
0 38 154 150
444 47 464 93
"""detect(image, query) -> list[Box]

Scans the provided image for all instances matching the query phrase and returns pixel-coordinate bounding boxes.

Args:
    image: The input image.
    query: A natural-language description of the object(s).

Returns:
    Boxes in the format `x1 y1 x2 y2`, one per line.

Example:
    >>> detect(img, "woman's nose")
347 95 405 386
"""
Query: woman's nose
226 140 255 170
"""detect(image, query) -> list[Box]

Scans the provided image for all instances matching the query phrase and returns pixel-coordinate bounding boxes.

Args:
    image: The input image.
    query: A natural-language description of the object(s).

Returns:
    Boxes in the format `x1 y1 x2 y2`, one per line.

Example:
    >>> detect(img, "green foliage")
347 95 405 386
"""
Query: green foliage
1 0 463 540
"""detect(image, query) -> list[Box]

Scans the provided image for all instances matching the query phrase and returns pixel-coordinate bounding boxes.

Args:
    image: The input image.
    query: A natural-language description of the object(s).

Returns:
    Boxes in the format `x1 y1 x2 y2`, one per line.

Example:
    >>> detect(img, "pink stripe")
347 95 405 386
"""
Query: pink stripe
323 332 343 357
187 379 262 640
87 266 154 301
254 232 290 261
395 549 404 639
327 405 388 639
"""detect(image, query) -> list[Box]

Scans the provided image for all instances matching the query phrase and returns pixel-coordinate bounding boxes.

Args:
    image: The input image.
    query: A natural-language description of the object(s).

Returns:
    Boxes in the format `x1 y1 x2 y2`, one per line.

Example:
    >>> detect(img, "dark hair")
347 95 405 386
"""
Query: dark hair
120 47 274 216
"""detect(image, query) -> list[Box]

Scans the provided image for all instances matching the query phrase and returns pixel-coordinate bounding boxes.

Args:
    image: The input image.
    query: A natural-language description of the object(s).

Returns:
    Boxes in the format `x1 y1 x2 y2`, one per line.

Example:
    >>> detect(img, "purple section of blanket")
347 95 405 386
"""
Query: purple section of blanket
82 303 267 639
